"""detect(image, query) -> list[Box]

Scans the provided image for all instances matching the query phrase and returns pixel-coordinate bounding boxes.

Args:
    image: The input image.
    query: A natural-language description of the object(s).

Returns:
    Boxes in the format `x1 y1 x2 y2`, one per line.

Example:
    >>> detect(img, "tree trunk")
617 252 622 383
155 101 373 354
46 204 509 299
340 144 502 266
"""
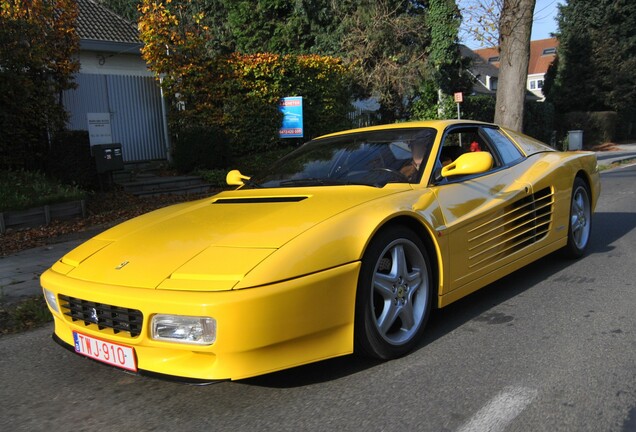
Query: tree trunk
494 0 536 131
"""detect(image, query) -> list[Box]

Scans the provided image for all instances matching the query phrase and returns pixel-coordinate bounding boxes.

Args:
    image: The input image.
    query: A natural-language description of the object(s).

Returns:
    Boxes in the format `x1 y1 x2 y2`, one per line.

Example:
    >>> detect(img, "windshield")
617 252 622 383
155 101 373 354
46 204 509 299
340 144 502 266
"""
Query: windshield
247 128 437 189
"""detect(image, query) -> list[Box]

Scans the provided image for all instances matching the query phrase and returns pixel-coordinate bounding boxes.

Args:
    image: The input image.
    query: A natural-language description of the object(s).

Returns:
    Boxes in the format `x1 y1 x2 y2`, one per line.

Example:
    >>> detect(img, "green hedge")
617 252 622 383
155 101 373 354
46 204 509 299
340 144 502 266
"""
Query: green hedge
46 130 97 189
561 111 617 147
172 126 229 172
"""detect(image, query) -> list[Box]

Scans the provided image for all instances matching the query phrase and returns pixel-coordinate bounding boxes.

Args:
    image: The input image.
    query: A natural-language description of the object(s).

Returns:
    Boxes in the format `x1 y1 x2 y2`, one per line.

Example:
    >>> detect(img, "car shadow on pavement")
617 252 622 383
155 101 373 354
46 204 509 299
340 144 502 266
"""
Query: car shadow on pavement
240 211 635 389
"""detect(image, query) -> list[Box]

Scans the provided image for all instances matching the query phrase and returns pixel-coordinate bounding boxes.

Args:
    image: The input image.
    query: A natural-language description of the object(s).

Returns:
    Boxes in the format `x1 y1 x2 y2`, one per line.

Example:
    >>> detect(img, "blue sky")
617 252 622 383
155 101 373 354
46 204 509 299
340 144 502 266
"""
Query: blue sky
462 0 563 49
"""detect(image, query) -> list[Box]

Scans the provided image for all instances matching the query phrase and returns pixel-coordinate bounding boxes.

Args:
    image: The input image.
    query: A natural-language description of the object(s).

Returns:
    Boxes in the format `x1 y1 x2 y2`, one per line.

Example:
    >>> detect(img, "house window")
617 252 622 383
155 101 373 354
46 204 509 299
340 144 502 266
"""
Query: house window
530 81 536 90
488 56 500 63
537 79 544 89
542 47 556 55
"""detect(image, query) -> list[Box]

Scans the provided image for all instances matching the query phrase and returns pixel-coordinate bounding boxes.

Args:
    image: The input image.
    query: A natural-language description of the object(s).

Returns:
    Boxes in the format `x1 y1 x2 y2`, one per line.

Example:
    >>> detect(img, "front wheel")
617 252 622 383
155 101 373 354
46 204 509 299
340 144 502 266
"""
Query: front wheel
355 226 432 359
563 177 592 258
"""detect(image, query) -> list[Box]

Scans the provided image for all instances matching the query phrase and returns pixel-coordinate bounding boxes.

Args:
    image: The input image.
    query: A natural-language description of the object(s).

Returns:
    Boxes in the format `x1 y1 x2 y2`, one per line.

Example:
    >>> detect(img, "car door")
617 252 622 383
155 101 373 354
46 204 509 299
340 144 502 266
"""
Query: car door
431 125 551 294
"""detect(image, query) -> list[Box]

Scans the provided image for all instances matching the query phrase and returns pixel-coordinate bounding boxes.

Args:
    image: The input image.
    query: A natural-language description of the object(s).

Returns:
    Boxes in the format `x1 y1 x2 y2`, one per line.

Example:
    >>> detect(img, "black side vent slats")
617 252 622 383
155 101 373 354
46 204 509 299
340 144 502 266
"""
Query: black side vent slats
468 187 555 268
58 294 143 337
213 196 308 204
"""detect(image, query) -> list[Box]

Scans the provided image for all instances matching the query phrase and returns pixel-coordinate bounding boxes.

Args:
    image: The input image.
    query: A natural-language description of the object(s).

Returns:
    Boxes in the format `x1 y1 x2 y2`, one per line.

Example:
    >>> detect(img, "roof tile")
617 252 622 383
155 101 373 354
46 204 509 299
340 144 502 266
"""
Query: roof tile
76 0 140 44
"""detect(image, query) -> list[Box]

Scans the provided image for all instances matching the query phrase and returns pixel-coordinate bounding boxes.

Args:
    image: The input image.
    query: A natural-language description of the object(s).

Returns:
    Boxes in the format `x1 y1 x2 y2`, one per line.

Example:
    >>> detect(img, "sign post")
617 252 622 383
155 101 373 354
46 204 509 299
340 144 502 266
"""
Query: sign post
87 113 113 147
453 92 463 119
279 97 304 138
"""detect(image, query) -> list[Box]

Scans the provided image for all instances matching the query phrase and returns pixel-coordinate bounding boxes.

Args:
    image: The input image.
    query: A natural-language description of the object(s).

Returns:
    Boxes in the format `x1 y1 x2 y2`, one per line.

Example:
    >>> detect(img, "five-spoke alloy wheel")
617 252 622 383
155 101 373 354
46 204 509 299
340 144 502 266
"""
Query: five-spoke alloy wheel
564 177 592 258
355 226 432 359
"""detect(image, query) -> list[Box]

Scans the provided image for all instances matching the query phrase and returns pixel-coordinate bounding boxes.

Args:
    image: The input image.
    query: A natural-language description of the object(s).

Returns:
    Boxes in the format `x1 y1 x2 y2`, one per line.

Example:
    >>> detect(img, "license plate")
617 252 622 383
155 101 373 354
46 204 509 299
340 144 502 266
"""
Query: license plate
73 332 137 372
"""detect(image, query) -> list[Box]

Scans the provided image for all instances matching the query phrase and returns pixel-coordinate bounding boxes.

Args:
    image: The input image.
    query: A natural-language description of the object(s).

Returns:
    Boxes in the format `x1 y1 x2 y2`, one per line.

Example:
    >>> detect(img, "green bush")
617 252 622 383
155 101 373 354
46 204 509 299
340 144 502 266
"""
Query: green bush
46 130 97 189
411 86 495 122
172 126 229 172
562 111 617 147
524 102 556 144
193 169 229 188
0 170 85 212
222 95 283 159
463 95 496 122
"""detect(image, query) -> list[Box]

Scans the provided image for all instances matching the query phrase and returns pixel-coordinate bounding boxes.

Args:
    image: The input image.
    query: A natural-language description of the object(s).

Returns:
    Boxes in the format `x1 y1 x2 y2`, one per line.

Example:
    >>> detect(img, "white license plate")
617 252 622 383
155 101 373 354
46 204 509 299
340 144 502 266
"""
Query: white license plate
73 332 137 372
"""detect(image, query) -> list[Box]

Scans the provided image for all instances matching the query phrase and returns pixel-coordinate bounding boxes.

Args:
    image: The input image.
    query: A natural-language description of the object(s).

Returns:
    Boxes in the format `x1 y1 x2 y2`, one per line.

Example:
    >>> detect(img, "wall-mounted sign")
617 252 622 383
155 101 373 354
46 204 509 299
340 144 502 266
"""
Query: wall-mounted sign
87 113 113 146
279 97 303 138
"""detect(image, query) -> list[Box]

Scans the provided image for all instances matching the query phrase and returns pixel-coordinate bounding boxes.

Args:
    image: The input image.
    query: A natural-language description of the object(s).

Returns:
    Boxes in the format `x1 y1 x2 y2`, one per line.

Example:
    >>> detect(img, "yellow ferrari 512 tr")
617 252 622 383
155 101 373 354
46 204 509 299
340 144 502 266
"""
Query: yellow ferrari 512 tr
41 120 600 382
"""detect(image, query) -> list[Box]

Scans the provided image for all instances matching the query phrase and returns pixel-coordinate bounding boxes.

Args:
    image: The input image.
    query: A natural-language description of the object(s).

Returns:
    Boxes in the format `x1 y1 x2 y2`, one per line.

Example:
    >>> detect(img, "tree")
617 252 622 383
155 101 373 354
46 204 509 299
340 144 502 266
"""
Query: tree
426 0 474 98
338 0 430 122
138 0 226 128
493 0 536 130
545 0 636 120
98 0 141 22
0 0 80 169
458 0 501 47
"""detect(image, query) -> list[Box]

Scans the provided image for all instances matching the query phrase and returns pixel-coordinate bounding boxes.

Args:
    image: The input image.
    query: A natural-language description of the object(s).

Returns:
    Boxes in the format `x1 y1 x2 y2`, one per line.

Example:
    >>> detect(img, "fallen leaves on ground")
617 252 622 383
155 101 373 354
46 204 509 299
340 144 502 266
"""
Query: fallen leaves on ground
589 142 622 151
0 190 217 257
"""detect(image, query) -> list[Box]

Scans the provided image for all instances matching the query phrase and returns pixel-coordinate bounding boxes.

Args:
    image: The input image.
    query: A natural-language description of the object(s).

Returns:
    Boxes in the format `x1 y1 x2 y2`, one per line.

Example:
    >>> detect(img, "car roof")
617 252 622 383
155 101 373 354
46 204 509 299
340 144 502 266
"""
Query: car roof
316 120 496 140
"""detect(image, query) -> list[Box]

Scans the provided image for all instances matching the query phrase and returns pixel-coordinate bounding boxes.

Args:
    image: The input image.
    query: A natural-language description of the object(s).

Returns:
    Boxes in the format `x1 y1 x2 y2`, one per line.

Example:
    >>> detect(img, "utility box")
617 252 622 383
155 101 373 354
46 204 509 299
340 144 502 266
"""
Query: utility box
93 143 124 173
568 130 583 151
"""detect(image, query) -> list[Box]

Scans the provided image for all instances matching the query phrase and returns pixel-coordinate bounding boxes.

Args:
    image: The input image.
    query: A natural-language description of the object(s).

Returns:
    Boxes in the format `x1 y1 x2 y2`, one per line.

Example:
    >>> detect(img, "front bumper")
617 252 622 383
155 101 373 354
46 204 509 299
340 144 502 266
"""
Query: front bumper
41 262 360 381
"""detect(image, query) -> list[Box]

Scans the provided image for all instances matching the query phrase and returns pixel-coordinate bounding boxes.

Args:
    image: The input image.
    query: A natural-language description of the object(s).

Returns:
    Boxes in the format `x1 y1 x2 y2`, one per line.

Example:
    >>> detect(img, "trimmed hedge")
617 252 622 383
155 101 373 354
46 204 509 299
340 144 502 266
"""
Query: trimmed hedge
562 111 618 147
46 130 97 189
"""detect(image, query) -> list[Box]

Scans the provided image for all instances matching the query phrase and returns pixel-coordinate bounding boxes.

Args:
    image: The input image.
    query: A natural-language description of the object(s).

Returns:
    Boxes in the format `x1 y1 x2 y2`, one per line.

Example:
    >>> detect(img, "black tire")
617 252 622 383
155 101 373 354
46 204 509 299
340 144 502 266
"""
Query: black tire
563 177 592 258
354 226 432 359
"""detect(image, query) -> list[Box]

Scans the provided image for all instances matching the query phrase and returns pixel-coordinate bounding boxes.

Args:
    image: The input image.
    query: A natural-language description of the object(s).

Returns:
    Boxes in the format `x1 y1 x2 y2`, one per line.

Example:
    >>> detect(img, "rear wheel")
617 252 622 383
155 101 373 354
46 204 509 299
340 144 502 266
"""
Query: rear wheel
563 177 592 258
355 226 432 359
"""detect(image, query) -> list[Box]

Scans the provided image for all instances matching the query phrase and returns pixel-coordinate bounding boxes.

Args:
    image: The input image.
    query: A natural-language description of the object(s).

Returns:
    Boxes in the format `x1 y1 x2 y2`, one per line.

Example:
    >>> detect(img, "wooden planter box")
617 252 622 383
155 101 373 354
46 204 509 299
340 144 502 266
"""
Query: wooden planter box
0 200 86 234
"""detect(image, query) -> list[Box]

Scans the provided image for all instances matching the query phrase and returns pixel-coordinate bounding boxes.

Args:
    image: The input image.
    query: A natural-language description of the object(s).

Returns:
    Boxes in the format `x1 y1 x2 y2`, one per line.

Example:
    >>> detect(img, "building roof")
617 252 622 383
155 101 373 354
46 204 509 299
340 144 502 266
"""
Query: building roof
459 45 499 95
76 0 141 51
527 38 558 75
472 38 558 75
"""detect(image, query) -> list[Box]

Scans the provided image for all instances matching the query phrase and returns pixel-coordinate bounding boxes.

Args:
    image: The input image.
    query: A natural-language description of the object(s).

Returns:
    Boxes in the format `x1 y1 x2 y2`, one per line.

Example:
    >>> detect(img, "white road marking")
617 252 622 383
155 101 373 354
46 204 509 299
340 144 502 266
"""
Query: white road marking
457 386 538 432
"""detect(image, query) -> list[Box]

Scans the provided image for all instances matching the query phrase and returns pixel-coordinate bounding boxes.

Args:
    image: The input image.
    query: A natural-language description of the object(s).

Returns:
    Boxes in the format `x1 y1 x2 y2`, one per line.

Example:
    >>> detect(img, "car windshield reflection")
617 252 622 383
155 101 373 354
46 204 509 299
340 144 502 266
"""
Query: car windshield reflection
246 128 437 188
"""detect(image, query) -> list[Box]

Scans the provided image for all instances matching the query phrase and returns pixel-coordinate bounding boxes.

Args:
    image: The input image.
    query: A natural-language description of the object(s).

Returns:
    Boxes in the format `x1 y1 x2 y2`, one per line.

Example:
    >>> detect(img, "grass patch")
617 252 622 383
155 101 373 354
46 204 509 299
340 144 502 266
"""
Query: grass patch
0 170 85 212
0 296 53 335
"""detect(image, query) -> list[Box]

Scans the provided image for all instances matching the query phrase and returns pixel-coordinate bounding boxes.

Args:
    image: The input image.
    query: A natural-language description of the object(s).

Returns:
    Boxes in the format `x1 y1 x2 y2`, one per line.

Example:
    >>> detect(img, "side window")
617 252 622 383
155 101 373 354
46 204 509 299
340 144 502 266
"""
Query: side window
481 128 523 165
438 127 499 168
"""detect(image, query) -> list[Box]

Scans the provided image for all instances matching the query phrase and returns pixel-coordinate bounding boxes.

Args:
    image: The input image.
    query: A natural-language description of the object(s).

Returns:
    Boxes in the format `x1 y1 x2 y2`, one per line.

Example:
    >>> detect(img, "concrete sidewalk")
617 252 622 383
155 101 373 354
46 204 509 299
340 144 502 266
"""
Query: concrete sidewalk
595 143 636 166
1 145 635 306
0 239 86 305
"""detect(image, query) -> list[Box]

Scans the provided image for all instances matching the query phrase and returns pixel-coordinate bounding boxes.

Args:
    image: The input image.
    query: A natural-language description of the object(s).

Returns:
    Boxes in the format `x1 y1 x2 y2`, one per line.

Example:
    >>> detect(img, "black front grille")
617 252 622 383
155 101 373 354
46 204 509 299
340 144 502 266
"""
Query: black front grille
59 294 143 337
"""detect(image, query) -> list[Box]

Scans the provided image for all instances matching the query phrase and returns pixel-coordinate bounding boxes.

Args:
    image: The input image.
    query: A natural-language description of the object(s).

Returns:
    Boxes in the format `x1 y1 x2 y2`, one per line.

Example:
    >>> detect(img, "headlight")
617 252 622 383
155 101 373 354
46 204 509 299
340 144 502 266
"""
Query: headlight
42 288 59 313
151 314 216 345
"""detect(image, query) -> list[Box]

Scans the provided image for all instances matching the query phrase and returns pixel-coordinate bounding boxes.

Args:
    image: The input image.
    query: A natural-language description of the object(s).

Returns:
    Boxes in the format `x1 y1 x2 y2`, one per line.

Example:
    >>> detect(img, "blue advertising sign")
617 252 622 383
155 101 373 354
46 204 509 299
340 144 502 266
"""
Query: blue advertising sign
279 97 303 138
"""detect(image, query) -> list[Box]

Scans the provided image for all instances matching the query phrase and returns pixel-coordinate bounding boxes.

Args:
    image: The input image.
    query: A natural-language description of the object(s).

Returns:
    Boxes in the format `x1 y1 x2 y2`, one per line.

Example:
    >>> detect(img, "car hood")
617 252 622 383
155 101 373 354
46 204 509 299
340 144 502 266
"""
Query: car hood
59 186 407 290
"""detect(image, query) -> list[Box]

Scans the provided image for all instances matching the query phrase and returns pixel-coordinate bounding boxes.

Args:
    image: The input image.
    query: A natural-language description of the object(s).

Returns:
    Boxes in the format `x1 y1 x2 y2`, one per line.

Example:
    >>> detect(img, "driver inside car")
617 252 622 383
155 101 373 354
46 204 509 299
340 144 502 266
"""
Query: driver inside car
400 139 428 181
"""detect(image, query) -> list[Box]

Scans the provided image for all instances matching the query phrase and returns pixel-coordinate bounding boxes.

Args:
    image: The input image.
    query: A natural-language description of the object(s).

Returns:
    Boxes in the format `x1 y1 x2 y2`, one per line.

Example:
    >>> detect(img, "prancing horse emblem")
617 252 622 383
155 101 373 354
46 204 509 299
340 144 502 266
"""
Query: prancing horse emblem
89 307 99 323
115 260 129 270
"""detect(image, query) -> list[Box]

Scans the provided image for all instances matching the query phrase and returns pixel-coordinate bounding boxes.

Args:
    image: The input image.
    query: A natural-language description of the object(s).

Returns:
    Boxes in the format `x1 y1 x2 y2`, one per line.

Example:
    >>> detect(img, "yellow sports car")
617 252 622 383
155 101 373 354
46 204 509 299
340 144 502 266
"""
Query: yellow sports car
41 120 600 382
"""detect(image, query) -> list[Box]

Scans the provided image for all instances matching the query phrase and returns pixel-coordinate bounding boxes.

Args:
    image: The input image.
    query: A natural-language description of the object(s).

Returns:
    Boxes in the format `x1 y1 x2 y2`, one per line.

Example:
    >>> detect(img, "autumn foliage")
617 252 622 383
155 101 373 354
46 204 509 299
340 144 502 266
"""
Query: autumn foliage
138 0 355 168
0 0 80 169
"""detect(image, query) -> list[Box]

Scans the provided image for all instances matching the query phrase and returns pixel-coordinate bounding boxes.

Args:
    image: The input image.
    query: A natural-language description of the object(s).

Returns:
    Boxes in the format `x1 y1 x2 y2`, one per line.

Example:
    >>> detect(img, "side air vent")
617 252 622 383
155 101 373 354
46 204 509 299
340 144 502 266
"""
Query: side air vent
213 197 308 204
467 187 554 268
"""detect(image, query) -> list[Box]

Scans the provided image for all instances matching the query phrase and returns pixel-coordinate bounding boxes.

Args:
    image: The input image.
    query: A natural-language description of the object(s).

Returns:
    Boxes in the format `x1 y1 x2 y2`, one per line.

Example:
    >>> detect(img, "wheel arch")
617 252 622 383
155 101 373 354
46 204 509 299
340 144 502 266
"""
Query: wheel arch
367 215 442 309
574 169 595 207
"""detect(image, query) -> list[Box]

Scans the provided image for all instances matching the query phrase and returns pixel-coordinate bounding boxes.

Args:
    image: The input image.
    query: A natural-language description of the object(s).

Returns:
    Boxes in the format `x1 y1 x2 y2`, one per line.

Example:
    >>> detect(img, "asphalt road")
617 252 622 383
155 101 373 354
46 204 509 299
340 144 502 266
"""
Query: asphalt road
1 164 635 432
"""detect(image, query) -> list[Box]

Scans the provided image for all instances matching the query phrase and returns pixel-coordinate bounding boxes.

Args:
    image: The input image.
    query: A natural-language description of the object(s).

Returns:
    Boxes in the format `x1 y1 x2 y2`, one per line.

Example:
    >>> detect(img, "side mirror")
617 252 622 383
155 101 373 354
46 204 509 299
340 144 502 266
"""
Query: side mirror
441 152 494 178
226 169 251 186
